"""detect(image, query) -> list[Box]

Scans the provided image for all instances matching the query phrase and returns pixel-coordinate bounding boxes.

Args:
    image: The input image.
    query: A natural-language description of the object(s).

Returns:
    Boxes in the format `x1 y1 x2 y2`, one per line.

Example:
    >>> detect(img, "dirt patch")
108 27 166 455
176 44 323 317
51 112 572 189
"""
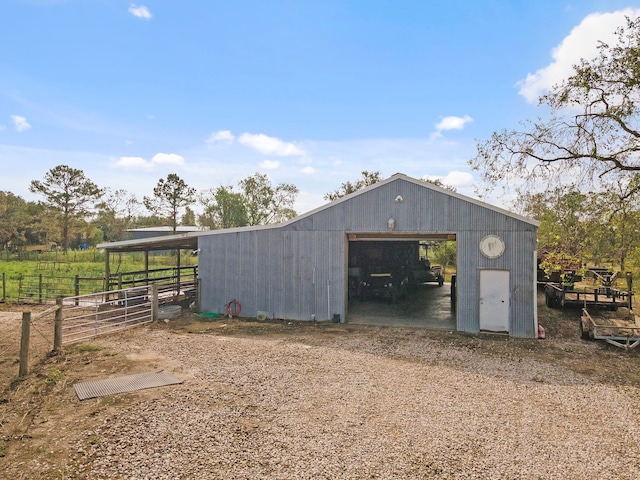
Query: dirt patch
0 294 639 478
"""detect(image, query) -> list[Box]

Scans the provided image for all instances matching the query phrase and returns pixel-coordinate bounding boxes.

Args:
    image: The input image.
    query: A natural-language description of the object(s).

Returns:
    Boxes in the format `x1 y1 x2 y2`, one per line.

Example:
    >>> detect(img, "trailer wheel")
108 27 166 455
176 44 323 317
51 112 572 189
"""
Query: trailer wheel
545 291 557 308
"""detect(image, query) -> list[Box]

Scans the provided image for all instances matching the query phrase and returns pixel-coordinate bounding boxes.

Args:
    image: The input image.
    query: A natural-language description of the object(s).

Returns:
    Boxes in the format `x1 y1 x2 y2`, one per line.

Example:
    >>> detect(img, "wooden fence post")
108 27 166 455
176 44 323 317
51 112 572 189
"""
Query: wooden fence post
19 312 31 379
1 272 5 303
54 297 63 351
38 273 43 304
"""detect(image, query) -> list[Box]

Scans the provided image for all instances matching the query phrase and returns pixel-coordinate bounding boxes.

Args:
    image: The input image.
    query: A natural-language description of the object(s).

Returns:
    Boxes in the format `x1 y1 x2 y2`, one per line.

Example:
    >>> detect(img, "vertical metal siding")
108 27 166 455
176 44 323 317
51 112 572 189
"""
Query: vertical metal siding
199 229 344 322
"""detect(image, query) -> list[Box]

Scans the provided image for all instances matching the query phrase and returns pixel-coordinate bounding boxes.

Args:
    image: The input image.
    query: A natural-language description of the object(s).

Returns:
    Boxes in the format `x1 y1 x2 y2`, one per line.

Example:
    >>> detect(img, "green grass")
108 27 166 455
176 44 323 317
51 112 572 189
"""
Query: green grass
77 344 102 352
0 248 197 302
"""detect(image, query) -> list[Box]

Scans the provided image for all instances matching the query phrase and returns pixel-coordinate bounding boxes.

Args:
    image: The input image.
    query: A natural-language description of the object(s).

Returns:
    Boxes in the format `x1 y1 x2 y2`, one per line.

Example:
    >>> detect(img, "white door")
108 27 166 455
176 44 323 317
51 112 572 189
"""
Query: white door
479 270 509 333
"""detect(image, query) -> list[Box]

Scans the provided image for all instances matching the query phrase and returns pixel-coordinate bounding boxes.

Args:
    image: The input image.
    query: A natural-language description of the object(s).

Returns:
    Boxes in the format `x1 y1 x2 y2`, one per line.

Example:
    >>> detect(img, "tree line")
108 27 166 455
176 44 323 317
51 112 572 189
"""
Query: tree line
0 167 390 253
0 166 303 253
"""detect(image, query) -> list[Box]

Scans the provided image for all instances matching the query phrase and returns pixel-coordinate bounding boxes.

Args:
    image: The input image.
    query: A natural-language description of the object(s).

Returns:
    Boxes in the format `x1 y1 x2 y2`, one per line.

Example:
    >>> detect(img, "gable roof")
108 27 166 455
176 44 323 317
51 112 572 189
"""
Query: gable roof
286 172 539 227
98 173 538 252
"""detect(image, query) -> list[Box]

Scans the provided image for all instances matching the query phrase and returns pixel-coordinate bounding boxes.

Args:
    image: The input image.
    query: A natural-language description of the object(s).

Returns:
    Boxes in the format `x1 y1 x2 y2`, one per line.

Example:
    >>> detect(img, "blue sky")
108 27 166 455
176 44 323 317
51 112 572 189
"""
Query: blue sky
1 0 640 215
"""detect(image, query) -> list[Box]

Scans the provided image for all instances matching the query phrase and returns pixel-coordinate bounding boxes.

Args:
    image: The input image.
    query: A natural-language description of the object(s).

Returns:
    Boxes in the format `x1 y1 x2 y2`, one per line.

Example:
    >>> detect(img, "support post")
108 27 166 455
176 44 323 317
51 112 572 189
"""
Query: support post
19 312 31 378
54 297 63 351
176 249 181 295
2 272 5 303
75 274 80 305
145 251 149 285
38 273 43 304
104 249 110 303
152 283 158 322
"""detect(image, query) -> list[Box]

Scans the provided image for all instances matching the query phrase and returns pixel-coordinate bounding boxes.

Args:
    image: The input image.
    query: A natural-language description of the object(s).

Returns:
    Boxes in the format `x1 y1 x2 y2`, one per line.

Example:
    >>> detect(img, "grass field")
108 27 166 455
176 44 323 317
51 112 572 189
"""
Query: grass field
0 249 198 302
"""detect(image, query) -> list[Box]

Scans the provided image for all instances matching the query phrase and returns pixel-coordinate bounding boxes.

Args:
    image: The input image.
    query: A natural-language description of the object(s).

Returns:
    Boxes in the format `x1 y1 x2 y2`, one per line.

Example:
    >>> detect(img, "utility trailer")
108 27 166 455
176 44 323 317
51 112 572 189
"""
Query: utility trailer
544 284 631 310
580 307 640 350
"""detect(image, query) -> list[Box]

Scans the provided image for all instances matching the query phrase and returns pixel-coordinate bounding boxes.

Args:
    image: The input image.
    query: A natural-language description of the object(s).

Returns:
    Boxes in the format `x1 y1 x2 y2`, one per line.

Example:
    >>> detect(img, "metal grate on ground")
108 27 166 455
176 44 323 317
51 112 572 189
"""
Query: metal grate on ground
74 371 183 400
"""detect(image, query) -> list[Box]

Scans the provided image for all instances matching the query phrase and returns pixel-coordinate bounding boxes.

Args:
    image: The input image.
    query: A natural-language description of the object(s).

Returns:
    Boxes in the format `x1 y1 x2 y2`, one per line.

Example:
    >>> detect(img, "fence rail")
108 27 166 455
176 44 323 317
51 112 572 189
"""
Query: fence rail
1 266 197 304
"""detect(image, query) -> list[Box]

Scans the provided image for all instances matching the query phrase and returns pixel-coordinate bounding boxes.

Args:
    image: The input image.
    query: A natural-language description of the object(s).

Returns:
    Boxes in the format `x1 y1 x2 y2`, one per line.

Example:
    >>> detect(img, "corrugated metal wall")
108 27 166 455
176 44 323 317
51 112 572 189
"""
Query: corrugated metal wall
199 229 345 322
198 176 538 337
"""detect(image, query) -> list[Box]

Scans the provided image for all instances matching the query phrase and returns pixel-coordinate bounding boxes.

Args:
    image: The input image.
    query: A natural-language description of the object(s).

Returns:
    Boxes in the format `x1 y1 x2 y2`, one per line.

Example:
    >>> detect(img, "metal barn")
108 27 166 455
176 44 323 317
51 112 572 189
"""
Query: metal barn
197 173 539 338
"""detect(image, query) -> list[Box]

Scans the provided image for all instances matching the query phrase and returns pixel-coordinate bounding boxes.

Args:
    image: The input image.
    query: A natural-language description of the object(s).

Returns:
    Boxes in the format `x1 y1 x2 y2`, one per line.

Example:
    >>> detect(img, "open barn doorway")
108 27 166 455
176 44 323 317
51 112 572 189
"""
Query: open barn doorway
346 234 457 329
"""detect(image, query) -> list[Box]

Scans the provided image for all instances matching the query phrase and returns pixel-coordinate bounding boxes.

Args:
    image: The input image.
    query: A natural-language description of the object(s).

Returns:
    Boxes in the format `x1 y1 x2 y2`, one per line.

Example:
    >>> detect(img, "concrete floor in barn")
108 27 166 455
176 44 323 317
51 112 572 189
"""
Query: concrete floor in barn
346 282 456 329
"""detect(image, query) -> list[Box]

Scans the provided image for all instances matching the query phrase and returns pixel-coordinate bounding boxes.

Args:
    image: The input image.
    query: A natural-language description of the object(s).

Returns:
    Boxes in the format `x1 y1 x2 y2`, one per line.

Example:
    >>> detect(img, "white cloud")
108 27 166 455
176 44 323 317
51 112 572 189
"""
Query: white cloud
0 124 5 131
238 132 305 156
114 152 185 170
151 153 185 165
301 166 315 174
11 115 31 132
206 130 235 144
431 115 473 139
260 160 280 170
114 156 153 169
517 8 640 103
441 171 475 188
435 115 473 132
423 171 474 190
128 4 152 19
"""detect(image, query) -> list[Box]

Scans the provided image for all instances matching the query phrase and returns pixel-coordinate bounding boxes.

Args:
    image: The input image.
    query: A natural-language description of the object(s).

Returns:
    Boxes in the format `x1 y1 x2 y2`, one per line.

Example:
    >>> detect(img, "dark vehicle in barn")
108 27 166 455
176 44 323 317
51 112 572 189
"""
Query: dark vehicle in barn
359 268 409 303
410 260 444 287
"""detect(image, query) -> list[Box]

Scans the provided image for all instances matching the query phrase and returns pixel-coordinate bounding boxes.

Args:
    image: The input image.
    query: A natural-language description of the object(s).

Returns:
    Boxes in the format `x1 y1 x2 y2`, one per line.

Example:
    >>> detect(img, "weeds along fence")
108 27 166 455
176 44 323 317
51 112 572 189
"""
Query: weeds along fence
0 266 198 304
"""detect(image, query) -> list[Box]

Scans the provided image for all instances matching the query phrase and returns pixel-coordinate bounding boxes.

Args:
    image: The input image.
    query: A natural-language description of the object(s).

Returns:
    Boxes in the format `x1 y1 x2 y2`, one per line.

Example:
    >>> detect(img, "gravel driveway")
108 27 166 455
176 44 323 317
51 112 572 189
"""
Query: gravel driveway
65 323 640 480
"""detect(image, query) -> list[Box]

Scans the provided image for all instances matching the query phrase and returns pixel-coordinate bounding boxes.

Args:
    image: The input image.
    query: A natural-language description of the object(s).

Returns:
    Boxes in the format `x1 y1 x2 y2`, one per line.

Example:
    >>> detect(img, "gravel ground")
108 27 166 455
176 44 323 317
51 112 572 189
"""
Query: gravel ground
62 325 640 480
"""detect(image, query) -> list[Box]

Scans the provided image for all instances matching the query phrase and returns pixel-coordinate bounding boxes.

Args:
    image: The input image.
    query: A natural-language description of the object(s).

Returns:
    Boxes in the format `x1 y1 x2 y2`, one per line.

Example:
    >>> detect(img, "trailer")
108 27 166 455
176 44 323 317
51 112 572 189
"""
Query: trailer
580 307 640 350
544 283 631 310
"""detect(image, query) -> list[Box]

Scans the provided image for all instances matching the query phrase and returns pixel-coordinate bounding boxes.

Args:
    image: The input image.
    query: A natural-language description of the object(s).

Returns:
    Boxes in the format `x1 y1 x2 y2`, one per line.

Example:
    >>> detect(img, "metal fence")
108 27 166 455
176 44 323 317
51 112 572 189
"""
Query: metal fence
16 274 105 303
1 266 198 304
60 286 155 345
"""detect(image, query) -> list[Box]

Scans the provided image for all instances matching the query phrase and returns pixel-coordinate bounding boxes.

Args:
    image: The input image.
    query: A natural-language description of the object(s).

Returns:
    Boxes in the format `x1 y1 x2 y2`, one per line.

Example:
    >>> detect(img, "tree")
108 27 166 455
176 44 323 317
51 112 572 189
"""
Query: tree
143 174 196 234
133 214 166 228
324 171 383 201
584 174 640 271
95 189 141 242
29 165 103 252
198 186 248 229
470 17 640 195
430 241 457 271
423 178 457 192
181 207 196 226
239 173 298 225
518 187 592 273
20 201 57 247
0 191 28 249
